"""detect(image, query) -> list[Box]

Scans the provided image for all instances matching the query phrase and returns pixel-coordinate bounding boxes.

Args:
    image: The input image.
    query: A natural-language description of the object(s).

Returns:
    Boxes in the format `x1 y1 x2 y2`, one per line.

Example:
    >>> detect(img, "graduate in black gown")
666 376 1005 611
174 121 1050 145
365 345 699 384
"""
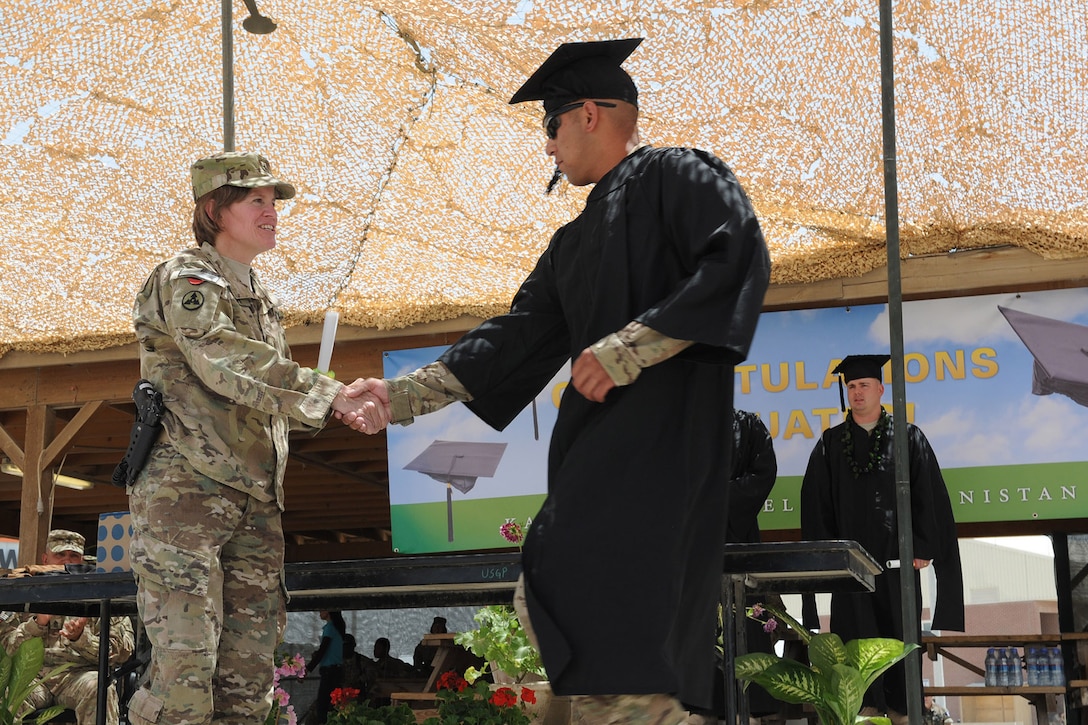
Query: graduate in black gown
690 410 781 723
800 354 964 721
347 37 771 721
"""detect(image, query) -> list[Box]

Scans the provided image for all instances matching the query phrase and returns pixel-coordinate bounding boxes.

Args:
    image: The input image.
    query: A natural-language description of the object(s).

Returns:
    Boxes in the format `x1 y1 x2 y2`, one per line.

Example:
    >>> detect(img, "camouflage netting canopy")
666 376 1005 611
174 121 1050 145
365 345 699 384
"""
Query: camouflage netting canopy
1 0 1085 357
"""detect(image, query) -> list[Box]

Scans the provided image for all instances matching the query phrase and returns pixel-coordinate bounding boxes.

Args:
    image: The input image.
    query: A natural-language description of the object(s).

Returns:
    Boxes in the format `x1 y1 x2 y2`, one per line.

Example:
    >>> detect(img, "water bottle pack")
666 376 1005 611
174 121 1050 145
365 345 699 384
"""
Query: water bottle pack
994 645 1068 687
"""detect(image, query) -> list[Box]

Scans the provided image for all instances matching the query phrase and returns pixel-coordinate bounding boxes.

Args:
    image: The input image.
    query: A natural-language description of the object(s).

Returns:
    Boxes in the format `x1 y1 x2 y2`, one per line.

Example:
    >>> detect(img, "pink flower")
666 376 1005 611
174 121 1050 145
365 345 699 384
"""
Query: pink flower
499 518 524 545
763 618 778 633
751 604 764 617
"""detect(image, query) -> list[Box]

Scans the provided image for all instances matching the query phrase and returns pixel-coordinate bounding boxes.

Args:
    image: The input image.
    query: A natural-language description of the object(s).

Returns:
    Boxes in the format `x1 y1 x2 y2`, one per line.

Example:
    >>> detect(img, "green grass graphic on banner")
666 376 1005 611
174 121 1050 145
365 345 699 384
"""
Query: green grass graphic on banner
391 494 546 554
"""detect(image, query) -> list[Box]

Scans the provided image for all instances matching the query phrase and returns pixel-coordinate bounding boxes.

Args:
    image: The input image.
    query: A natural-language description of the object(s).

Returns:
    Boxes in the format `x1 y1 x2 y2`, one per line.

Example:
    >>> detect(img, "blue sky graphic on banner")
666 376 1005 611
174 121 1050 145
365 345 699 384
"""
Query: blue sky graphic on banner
741 287 1088 529
384 346 569 553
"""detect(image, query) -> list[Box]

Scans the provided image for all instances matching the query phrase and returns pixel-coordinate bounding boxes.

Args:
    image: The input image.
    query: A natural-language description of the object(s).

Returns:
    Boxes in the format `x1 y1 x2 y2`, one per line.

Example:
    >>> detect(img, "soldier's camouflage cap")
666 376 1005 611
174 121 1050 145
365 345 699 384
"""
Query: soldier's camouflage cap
47 529 85 554
190 151 296 201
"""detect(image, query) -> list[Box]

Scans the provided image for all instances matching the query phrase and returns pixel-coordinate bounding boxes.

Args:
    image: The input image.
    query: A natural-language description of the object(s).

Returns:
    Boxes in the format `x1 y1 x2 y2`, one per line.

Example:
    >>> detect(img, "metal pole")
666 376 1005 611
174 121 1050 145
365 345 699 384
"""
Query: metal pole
222 0 235 151
96 599 111 725
721 575 738 725
878 0 923 722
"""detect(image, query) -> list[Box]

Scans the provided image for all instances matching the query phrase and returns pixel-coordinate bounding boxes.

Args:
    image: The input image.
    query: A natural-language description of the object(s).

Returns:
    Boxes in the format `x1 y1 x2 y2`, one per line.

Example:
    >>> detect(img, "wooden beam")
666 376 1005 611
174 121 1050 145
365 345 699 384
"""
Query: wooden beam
764 246 1088 310
41 400 104 469
0 423 23 470
18 405 55 566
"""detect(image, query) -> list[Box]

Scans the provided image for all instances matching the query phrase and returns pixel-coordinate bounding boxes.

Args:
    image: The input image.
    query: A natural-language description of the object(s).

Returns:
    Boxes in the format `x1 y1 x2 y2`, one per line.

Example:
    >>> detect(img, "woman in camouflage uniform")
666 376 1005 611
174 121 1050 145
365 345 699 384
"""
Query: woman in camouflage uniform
126 152 375 725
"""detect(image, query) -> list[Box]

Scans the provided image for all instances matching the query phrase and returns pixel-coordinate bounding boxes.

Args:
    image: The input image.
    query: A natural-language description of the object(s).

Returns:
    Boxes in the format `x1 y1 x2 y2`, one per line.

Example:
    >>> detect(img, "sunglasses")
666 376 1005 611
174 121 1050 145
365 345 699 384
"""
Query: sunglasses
543 100 618 139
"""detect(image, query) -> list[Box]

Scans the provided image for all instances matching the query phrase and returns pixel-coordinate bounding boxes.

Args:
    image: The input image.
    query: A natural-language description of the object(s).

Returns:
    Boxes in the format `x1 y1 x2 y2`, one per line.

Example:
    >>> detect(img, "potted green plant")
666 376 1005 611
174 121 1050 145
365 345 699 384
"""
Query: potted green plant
0 637 71 724
734 602 918 725
455 604 546 685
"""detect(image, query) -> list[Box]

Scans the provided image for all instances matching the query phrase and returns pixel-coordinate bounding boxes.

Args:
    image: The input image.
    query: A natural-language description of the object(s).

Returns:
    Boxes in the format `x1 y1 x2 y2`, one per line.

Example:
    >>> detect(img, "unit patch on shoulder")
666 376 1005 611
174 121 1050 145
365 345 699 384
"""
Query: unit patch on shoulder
182 290 205 310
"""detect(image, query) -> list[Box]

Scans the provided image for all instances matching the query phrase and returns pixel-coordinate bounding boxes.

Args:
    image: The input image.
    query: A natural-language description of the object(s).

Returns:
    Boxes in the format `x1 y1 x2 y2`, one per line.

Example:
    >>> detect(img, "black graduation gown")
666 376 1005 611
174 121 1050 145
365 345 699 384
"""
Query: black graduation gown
727 410 778 545
799 416 964 712
440 146 770 708
727 411 781 717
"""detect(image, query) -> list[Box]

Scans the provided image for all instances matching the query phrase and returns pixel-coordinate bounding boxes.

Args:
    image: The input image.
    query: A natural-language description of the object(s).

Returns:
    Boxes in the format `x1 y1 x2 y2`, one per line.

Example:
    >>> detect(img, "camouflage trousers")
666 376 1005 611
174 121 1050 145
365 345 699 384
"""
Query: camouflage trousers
127 447 286 725
513 576 690 725
26 668 118 725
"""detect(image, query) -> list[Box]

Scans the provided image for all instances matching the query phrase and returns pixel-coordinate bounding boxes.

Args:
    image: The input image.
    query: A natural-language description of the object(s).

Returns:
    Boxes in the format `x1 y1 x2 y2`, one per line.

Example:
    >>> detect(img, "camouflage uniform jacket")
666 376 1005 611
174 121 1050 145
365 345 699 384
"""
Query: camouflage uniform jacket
134 243 342 506
5 614 135 684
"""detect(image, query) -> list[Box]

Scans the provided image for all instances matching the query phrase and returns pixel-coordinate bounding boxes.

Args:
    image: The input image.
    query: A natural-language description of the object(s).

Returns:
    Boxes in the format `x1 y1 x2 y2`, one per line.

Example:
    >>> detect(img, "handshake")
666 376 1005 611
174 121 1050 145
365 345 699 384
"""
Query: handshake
330 378 392 434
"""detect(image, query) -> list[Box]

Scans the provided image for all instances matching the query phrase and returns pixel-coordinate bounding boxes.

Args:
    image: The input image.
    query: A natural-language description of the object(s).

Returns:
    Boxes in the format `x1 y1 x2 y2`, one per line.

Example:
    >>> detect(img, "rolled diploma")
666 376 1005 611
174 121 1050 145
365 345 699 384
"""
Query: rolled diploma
317 309 339 373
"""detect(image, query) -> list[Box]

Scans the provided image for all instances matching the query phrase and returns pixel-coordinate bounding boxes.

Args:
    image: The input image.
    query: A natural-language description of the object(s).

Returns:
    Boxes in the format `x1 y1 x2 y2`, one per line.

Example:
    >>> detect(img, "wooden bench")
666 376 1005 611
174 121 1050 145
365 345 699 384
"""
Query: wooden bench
920 633 1088 722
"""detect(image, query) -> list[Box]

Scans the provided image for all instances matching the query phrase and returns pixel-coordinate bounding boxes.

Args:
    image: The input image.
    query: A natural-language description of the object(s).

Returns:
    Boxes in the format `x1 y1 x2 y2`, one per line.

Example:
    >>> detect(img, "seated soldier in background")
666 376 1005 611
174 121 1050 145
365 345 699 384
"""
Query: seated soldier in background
412 616 448 675
371 637 415 679
4 530 135 725
365 636 418 706
341 634 376 696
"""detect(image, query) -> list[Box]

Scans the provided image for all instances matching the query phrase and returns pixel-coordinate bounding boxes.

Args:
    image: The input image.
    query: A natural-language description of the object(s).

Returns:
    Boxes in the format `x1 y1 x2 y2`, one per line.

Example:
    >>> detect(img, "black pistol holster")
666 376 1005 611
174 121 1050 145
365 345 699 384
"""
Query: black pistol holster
111 380 166 488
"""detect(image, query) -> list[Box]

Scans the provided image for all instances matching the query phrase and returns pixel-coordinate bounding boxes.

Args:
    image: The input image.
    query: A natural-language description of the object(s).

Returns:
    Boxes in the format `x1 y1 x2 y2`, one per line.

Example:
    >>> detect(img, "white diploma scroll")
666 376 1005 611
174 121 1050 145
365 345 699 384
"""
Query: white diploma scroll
317 309 339 374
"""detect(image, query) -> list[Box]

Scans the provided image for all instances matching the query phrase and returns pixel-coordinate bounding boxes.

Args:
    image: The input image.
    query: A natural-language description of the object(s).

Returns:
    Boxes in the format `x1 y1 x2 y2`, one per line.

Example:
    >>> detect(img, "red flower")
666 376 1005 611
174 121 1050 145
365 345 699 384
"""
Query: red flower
520 687 537 704
329 686 360 708
435 670 468 692
490 687 518 707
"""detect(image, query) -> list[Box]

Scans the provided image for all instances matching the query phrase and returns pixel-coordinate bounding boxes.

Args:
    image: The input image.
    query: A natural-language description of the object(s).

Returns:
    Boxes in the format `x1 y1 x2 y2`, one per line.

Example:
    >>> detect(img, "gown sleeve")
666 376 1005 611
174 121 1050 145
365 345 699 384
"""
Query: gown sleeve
439 236 572 431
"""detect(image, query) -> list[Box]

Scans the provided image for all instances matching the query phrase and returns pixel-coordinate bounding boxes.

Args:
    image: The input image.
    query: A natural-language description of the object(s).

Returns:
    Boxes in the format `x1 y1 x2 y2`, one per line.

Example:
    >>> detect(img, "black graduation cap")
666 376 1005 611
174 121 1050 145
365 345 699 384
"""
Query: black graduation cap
998 306 1088 408
831 354 891 412
509 38 643 112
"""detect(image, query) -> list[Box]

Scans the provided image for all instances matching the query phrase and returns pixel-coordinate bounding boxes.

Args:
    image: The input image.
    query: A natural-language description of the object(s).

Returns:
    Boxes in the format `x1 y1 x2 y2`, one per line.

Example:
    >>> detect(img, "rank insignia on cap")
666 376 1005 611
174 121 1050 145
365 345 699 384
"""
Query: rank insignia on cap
182 290 205 311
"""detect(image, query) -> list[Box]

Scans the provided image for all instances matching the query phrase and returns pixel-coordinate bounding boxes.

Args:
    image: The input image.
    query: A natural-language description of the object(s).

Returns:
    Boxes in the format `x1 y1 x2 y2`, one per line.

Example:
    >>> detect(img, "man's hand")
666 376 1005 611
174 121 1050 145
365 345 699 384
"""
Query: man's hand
335 378 392 433
913 558 931 569
572 348 616 403
61 617 88 641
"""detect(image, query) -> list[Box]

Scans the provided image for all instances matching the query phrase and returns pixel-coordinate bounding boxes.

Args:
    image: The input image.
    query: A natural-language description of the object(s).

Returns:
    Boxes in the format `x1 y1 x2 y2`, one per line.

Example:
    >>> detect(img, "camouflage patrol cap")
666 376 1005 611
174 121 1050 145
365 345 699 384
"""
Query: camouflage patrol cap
46 529 85 554
190 151 296 201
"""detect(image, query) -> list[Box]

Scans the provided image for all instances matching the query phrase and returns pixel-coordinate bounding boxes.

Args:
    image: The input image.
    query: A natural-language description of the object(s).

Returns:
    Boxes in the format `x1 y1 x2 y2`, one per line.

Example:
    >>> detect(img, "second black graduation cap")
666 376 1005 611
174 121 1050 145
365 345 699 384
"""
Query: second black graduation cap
999 305 1088 408
833 354 891 383
832 354 891 412
509 38 642 112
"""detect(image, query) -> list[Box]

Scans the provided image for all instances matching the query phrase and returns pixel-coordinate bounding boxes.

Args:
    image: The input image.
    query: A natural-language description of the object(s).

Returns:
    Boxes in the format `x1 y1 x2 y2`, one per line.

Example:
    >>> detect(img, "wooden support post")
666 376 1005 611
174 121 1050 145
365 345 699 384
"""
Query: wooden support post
18 404 56 566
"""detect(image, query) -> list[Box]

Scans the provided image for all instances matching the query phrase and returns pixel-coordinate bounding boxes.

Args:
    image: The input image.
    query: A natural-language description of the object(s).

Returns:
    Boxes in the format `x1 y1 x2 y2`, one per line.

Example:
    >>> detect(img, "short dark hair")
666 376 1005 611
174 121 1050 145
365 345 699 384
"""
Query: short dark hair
191 184 252 246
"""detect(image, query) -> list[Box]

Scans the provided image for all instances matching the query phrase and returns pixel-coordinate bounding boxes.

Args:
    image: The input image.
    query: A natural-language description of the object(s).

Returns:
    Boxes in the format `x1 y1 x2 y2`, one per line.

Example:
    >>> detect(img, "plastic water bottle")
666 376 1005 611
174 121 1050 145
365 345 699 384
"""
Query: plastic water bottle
985 647 998 686
1048 646 1065 687
996 647 1011 687
1027 647 1042 686
1009 647 1024 686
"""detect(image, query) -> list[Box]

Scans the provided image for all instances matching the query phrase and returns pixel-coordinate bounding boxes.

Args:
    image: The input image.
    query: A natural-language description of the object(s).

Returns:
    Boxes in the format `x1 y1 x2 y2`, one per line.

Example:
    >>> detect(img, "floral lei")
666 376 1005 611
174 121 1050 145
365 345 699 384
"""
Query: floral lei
842 408 889 477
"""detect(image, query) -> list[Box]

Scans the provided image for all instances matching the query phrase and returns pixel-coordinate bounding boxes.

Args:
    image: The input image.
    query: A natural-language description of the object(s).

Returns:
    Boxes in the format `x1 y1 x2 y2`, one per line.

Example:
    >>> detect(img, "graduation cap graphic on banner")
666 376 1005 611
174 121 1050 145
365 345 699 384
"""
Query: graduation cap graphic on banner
998 306 1088 408
403 440 508 542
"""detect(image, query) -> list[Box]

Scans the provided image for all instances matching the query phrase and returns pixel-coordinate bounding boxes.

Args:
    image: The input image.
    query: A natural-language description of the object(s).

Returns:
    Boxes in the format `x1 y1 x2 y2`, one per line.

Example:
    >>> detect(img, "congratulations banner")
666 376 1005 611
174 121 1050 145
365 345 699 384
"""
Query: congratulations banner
741 287 1088 530
385 287 1088 551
